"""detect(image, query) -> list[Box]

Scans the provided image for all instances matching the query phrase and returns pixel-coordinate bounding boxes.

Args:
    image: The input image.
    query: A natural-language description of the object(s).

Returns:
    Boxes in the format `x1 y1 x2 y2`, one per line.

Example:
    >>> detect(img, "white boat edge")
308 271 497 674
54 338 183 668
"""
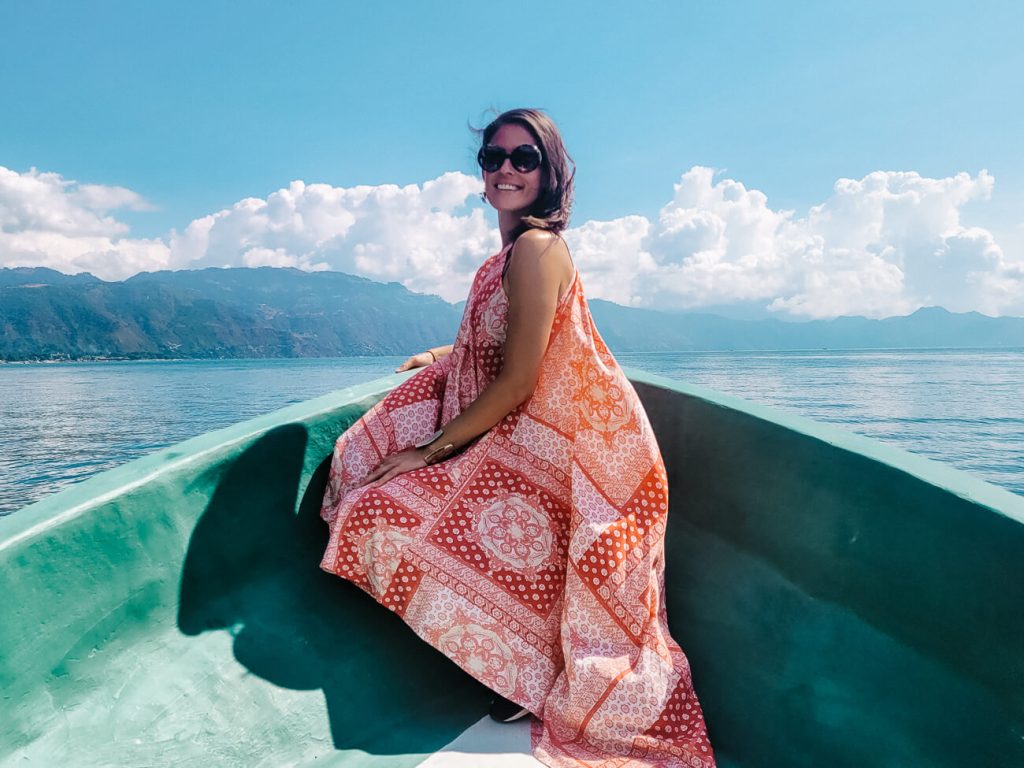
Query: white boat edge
416 716 541 767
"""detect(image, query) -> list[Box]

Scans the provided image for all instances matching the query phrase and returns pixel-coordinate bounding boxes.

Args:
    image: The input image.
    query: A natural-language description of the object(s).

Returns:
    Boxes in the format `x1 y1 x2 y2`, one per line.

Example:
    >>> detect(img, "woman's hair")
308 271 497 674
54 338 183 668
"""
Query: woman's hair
474 108 576 239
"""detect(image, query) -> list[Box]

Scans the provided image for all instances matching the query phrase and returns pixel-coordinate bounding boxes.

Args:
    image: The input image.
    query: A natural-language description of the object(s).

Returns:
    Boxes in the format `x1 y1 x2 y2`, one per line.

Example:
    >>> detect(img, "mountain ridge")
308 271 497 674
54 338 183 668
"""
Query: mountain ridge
2 266 1021 360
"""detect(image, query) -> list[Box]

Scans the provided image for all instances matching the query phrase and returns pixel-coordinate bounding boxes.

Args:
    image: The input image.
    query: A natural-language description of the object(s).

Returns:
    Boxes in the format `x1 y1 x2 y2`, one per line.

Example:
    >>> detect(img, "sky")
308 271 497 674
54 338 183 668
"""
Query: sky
1 0 1023 319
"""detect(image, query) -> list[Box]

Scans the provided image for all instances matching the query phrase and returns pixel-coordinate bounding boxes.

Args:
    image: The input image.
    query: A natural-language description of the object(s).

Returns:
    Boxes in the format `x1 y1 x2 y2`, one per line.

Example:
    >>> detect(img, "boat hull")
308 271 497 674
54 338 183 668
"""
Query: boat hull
1 369 1021 767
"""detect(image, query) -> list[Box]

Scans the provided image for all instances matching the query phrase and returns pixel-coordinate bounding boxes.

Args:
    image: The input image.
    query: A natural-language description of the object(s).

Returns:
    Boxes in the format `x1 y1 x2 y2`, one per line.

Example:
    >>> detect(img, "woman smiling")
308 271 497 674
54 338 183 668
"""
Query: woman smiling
319 108 716 768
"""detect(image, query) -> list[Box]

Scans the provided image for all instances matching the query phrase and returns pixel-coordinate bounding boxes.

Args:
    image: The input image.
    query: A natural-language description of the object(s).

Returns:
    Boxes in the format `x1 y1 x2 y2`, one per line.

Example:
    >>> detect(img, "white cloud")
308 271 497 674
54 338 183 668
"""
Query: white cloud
0 166 171 278
2 163 1022 318
562 215 653 306
576 166 1023 319
168 174 497 301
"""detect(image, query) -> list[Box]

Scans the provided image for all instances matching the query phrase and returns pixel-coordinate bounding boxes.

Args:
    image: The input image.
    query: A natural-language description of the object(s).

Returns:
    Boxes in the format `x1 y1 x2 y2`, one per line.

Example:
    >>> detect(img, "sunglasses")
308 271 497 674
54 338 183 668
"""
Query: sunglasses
477 144 543 173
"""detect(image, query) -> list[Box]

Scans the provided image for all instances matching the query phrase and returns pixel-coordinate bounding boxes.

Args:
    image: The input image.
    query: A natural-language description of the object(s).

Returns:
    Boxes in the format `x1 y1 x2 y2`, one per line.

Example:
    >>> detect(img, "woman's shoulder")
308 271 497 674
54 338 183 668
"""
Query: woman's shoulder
506 228 574 294
513 228 569 253
510 229 572 270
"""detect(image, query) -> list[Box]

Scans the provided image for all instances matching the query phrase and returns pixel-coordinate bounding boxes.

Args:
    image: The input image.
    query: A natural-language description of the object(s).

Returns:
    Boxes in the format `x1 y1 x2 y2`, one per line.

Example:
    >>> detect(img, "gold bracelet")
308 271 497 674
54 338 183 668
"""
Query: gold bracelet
423 441 455 465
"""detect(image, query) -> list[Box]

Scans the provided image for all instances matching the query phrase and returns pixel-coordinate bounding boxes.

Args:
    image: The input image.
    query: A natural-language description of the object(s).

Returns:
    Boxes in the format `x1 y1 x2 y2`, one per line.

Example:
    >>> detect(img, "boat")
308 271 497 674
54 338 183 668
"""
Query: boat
2 368 1022 767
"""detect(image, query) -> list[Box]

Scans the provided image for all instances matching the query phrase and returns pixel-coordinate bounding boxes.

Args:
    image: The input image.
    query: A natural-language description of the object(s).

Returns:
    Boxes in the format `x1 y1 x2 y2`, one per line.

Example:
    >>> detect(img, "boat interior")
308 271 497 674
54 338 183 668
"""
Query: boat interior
2 370 1022 767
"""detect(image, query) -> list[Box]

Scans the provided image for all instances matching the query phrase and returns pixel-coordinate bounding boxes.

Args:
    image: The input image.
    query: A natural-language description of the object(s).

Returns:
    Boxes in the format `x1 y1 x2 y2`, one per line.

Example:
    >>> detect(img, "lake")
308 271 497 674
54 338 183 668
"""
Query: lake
1 349 1022 515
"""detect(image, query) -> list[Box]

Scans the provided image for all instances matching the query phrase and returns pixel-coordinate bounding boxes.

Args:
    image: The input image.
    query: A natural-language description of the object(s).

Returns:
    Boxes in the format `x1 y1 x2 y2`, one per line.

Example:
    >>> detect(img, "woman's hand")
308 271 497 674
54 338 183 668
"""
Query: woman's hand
395 351 434 372
360 449 426 486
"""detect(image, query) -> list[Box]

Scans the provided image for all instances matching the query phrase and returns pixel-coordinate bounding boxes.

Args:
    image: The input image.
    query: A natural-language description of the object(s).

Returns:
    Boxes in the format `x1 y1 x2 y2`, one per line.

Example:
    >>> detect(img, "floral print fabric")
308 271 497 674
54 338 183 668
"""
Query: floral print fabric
320 244 715 767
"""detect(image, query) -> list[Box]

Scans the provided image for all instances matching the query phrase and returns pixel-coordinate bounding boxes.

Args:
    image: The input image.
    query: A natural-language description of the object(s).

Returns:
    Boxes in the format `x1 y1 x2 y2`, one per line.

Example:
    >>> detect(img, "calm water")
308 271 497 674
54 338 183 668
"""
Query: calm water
1 350 1022 515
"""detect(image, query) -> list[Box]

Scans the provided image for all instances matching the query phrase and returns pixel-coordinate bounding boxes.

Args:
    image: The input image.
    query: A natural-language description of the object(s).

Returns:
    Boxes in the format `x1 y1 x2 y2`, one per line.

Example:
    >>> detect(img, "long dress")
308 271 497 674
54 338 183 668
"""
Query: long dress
320 242 716 768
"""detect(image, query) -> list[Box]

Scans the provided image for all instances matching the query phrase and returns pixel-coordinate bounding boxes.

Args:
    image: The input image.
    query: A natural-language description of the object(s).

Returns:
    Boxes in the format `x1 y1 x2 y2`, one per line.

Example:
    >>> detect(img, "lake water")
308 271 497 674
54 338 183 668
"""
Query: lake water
1 350 1022 515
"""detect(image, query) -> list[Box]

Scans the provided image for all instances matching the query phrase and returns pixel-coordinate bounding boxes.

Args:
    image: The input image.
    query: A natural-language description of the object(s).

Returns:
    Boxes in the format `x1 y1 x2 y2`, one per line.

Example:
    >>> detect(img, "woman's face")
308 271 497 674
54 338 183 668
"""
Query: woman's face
482 123 543 215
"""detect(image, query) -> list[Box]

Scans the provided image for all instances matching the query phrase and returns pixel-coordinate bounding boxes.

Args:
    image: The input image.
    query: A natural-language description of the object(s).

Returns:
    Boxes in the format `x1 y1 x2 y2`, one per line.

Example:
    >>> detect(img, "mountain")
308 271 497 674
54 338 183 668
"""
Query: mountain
0 267 102 287
0 267 461 360
588 301 1024 351
1 266 1022 361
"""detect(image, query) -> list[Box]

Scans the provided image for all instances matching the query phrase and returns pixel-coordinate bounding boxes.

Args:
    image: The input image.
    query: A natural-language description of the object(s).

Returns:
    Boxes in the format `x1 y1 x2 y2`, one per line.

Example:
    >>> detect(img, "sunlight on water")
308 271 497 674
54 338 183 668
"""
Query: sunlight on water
1 350 1022 515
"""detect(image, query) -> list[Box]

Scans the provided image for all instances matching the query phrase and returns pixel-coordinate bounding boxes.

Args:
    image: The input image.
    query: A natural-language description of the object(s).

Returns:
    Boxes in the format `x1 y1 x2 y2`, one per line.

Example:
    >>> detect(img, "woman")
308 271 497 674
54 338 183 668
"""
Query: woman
320 108 716 768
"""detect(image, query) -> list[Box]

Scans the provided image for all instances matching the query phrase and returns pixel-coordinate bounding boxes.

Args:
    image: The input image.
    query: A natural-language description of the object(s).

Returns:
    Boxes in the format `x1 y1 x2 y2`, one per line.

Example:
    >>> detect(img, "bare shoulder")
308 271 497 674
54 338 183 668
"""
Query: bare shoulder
513 228 570 257
509 229 573 281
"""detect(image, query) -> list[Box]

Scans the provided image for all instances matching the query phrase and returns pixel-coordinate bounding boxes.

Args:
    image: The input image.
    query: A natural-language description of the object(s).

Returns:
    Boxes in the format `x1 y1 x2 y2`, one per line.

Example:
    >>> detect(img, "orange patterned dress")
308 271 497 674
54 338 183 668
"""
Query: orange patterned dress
320 243 716 768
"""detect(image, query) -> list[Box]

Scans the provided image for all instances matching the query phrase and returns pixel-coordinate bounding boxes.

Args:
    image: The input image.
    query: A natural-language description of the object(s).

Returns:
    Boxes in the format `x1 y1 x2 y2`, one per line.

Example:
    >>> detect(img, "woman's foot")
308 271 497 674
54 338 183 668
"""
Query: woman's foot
489 694 530 723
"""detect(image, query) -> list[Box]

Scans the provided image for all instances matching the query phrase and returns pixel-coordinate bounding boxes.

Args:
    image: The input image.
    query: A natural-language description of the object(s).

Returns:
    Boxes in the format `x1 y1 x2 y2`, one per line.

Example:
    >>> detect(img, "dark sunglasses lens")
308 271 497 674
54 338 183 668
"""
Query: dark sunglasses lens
478 147 505 172
478 145 542 173
511 146 542 172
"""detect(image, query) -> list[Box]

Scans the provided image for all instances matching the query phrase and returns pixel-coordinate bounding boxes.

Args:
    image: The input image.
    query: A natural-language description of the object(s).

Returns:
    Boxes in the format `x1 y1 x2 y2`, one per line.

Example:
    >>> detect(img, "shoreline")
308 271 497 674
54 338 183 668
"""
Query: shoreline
3 345 1024 366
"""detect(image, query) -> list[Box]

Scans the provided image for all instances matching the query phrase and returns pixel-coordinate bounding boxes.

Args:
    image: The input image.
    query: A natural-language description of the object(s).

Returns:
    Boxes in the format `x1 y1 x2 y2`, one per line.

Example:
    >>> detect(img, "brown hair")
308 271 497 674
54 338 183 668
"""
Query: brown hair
474 108 576 240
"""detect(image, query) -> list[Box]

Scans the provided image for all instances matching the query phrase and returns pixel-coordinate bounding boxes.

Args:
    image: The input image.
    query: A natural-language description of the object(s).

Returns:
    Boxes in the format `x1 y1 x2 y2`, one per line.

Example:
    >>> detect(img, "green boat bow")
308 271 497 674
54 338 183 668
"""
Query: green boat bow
1 369 1022 767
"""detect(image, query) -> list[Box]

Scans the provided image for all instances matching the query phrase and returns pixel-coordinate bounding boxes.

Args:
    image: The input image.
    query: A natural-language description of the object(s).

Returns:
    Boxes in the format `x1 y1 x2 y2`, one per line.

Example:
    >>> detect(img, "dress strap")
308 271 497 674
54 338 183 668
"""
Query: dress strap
500 242 515 279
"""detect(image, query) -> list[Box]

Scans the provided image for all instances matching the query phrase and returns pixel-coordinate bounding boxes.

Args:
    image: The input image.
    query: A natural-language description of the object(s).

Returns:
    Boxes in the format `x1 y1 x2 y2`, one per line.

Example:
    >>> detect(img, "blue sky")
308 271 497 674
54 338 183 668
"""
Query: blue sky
2 1 1023 318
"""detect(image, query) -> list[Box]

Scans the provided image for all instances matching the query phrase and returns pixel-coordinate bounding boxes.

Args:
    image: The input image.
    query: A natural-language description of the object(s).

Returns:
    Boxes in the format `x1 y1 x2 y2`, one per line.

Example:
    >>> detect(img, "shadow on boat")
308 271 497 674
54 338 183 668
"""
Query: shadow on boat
176 425 490 755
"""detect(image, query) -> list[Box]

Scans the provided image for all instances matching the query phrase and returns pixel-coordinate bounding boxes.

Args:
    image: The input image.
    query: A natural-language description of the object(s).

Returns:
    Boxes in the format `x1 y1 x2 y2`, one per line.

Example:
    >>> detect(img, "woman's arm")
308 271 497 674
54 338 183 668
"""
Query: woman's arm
394 344 454 372
435 231 570 447
364 231 572 484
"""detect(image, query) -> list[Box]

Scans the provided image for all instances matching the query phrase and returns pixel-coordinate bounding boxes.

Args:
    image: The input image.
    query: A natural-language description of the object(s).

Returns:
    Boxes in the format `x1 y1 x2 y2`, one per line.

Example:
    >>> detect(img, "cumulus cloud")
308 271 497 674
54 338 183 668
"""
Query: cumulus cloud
570 166 1023 319
0 166 170 278
562 215 653 306
2 163 1022 318
168 173 498 301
